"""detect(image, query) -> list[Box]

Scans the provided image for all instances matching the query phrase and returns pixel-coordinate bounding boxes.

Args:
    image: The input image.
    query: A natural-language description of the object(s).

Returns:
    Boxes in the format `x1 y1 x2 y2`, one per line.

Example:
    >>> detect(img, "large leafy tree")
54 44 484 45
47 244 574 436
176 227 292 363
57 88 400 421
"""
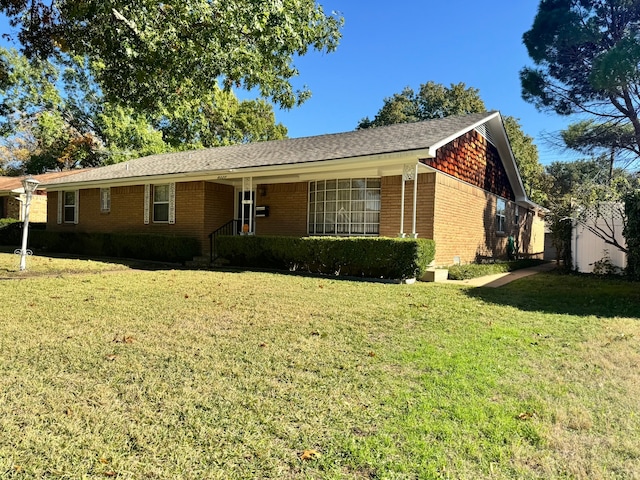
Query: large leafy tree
0 48 288 173
357 82 485 128
0 47 166 172
0 0 343 112
358 81 545 202
521 0 640 164
158 85 287 150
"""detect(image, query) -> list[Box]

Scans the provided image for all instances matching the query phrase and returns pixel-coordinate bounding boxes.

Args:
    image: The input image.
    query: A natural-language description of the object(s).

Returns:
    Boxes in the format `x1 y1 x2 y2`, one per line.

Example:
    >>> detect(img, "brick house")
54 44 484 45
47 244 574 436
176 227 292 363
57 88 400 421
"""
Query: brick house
0 171 87 223
42 111 545 265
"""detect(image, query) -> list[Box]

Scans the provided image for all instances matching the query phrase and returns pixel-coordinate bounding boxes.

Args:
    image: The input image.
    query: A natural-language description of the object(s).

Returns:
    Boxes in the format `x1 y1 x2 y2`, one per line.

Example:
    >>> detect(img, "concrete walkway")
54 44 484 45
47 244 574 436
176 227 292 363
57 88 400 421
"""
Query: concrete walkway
444 261 557 288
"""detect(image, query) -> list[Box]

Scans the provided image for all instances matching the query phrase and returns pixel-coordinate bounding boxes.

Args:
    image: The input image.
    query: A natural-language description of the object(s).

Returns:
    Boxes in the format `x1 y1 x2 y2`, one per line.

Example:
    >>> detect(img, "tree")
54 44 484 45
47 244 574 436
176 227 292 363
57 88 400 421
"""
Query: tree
503 116 546 204
358 81 545 202
0 47 165 172
0 0 343 112
357 82 485 129
158 85 287 150
543 156 639 255
521 0 640 165
0 47 288 172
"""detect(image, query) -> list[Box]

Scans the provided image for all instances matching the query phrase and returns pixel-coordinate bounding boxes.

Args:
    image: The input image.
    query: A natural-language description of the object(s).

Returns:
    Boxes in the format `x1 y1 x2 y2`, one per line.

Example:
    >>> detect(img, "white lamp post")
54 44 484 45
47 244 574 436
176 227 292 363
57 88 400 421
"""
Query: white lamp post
18 176 40 271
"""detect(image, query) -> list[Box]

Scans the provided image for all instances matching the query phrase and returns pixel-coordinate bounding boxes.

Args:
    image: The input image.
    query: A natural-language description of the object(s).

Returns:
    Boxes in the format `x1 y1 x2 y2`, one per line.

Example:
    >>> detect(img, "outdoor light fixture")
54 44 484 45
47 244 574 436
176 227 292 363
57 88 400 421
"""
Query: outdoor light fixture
17 176 40 271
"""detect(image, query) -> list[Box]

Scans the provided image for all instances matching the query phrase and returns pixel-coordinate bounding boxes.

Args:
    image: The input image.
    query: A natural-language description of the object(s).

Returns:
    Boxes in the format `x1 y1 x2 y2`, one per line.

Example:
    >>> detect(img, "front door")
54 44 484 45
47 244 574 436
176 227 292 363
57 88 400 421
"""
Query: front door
237 190 255 234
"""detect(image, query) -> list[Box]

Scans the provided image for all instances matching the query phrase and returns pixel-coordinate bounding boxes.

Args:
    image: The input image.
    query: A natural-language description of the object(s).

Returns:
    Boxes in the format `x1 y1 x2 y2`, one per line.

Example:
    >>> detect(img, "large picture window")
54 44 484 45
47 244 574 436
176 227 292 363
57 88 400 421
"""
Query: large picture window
308 178 381 235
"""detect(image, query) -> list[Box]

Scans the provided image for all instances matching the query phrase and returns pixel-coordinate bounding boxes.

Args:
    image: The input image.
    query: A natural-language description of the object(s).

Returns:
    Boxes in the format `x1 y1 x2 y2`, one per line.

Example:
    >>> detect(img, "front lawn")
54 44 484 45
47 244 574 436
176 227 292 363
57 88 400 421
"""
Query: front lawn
0 253 638 479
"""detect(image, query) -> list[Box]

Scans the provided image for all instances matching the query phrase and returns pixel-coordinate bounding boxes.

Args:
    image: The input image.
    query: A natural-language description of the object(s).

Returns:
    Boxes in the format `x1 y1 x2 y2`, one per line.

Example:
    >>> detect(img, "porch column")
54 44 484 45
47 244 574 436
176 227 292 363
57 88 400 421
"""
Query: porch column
411 163 418 238
400 164 415 238
241 176 253 235
399 176 406 238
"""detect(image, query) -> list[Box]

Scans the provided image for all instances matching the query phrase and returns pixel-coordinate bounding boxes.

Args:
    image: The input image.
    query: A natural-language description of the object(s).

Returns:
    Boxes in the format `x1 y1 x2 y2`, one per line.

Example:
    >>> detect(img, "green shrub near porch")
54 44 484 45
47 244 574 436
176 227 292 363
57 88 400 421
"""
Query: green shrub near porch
216 235 435 280
23 231 200 264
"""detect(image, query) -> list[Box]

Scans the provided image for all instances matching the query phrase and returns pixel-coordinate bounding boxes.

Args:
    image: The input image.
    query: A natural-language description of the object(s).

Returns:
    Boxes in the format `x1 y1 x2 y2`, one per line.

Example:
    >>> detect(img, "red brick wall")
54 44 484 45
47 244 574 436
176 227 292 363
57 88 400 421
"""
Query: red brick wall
47 181 231 253
255 182 309 236
204 182 235 236
432 173 543 265
423 130 515 201
379 173 435 239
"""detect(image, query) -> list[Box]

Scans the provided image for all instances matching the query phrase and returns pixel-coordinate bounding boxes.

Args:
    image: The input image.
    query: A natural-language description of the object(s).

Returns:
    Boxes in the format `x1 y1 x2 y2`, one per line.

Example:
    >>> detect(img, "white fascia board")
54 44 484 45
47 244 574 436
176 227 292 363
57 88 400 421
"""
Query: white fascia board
44 148 434 190
426 111 501 157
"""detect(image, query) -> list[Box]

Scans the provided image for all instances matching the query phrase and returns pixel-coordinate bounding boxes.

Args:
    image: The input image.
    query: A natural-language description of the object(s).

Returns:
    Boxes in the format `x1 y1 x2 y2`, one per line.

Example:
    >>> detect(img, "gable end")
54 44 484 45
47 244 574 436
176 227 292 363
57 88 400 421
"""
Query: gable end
421 129 515 200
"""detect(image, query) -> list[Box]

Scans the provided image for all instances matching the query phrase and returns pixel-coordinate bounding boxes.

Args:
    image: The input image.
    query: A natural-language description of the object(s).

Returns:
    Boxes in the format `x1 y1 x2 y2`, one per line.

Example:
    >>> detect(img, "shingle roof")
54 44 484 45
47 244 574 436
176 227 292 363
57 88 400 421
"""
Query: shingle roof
0 170 88 192
43 112 497 187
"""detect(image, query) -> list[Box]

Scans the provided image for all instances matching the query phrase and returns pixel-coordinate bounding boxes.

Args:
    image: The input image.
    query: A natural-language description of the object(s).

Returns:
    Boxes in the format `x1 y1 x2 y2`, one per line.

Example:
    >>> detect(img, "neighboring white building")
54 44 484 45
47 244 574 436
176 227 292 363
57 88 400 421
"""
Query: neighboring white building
572 202 627 273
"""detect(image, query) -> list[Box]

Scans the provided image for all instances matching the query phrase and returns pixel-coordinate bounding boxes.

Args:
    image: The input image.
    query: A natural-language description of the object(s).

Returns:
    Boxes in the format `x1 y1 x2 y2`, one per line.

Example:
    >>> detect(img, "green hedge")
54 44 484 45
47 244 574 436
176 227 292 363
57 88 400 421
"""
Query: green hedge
624 191 640 280
8 230 200 264
216 236 435 280
447 259 546 280
0 221 46 246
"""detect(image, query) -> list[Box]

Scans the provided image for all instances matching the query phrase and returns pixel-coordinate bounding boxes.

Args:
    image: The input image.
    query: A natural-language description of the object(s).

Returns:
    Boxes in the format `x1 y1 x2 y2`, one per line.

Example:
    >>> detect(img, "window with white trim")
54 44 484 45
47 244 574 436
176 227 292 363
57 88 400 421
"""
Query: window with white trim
308 178 381 235
153 184 170 222
63 191 78 223
496 198 506 233
100 188 111 213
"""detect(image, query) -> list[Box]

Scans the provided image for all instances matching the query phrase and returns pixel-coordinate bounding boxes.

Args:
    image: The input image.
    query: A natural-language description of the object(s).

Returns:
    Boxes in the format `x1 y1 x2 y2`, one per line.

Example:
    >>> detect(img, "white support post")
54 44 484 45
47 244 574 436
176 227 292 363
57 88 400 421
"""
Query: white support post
401 165 416 238
241 177 253 234
399 178 406 237
411 163 419 238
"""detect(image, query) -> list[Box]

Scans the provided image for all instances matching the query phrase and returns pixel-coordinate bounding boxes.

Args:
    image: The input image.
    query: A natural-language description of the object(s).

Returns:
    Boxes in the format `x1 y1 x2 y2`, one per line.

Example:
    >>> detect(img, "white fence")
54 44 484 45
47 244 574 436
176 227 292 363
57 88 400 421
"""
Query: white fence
572 203 627 273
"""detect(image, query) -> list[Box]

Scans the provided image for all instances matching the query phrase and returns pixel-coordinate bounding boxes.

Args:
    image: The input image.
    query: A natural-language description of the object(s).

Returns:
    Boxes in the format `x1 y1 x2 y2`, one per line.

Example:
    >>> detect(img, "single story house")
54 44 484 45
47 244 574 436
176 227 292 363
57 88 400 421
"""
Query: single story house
42 111 545 265
0 171 86 222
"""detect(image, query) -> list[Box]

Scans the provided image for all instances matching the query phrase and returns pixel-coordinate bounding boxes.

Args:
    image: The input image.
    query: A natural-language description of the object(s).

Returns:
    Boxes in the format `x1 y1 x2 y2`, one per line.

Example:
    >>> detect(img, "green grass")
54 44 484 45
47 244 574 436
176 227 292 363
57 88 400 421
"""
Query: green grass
0 253 639 479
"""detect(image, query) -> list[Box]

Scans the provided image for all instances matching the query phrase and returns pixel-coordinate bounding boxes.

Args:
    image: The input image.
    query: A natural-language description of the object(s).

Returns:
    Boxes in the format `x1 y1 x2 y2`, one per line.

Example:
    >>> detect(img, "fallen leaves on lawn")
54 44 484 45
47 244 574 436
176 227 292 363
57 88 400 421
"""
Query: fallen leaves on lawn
516 411 536 421
113 335 134 344
300 449 321 461
104 354 117 361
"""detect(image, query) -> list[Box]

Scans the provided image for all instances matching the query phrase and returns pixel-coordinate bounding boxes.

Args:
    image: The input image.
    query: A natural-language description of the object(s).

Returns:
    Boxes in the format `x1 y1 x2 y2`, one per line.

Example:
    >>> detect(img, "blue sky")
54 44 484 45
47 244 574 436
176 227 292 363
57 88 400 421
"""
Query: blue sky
270 0 579 165
1 2 579 165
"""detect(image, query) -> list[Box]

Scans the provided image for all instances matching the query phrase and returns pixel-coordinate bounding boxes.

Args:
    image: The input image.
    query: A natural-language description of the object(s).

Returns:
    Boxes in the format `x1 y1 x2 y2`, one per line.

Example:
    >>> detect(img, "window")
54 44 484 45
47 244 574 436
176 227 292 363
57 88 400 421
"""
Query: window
63 191 77 223
496 198 506 233
308 178 381 235
153 184 170 222
100 188 111 213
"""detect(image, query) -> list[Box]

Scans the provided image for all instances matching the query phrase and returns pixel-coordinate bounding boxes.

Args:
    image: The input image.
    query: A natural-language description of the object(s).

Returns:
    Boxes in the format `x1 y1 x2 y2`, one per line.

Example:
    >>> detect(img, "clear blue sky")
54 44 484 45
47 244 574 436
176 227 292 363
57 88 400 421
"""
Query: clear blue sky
269 0 579 165
1 1 579 165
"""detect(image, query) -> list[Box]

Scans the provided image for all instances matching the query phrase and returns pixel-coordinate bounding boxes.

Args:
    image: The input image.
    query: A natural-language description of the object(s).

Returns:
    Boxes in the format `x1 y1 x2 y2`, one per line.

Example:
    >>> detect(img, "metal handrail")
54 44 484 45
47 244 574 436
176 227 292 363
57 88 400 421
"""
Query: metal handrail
208 219 240 263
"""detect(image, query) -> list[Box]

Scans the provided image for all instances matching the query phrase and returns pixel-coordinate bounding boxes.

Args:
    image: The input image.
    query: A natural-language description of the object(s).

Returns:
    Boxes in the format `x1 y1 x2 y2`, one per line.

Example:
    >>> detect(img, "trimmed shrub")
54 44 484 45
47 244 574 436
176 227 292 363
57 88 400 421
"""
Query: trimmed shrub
447 259 546 280
216 235 435 280
25 231 200 264
624 191 640 280
0 218 20 228
0 221 46 246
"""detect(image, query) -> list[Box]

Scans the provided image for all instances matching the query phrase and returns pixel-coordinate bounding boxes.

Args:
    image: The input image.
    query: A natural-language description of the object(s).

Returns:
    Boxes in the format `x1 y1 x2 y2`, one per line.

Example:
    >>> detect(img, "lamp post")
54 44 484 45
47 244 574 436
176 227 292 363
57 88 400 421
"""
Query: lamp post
18 176 40 271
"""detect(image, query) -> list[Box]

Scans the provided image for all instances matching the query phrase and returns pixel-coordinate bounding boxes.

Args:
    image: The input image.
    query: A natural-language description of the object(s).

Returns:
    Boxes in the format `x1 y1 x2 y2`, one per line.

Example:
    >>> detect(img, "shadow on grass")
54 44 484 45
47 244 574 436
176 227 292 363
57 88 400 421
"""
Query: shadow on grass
466 271 640 319
0 246 183 273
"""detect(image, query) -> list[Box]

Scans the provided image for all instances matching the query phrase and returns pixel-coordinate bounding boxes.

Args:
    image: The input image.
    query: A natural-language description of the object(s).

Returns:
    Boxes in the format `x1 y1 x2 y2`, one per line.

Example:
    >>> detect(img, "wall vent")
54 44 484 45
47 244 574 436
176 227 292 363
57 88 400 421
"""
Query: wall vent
474 122 495 146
